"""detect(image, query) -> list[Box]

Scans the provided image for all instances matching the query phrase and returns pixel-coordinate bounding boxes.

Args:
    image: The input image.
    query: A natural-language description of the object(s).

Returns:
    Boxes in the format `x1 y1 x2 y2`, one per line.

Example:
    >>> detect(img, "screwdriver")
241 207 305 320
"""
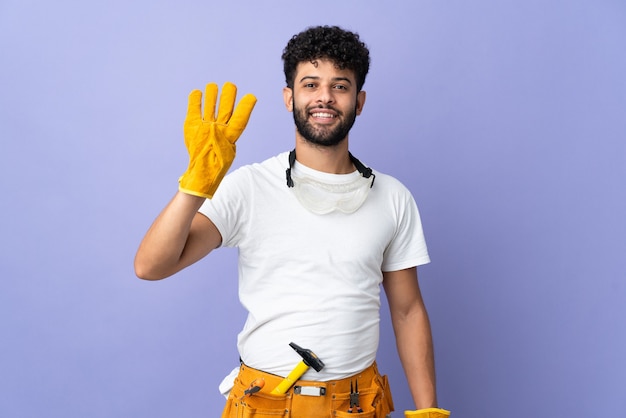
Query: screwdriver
241 378 265 400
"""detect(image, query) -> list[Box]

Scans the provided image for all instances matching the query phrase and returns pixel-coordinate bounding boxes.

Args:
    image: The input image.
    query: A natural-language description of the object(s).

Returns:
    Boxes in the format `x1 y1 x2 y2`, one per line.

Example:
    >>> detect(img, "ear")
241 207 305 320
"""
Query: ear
356 90 366 115
283 87 294 112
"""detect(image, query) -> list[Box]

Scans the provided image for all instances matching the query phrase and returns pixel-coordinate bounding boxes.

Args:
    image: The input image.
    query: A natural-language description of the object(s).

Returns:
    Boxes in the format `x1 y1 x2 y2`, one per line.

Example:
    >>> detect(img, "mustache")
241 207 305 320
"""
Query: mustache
307 104 341 114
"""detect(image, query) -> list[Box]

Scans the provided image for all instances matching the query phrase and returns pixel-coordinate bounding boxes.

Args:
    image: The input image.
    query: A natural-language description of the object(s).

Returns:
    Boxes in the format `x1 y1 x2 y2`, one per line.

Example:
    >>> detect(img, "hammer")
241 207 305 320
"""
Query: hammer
270 342 325 394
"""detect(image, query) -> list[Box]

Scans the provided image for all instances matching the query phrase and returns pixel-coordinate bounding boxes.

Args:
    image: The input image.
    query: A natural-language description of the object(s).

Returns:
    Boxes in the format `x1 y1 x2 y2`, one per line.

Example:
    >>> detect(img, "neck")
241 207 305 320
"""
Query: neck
293 135 354 174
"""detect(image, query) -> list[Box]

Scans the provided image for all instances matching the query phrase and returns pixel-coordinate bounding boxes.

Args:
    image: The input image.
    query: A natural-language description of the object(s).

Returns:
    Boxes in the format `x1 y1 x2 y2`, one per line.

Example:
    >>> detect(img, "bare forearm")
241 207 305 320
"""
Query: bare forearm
134 191 214 280
393 308 438 409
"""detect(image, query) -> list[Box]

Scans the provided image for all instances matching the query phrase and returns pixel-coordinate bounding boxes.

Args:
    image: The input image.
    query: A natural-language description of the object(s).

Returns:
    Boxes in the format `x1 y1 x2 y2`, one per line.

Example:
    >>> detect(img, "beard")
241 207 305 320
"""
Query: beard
292 100 357 147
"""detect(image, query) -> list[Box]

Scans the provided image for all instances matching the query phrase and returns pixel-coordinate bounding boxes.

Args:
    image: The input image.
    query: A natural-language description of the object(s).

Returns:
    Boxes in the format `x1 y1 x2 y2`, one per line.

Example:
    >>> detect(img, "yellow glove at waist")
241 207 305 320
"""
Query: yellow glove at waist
179 82 257 199
405 408 451 418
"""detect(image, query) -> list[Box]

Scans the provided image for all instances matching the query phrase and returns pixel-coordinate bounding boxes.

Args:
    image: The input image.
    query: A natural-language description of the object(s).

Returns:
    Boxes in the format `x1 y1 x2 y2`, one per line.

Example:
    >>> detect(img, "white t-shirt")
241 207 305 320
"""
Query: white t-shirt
199 152 430 380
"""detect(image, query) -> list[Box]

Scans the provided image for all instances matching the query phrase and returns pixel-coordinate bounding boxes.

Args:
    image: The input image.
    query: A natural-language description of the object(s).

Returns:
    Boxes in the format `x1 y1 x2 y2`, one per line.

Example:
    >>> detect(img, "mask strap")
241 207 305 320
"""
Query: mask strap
286 149 297 187
285 149 375 188
349 153 376 188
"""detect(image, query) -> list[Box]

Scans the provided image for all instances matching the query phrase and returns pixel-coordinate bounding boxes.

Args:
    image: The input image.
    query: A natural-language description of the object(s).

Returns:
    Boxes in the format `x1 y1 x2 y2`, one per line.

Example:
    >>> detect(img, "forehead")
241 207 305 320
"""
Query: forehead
294 59 357 83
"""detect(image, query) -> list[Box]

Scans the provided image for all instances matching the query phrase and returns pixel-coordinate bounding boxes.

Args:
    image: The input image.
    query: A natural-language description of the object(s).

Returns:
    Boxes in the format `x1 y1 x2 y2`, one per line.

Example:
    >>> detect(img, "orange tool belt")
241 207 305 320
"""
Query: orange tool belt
221 361 394 418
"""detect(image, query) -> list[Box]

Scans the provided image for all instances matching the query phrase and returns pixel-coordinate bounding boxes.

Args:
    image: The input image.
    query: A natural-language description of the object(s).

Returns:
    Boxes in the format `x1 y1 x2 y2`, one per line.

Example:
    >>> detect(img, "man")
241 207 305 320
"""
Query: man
135 25 450 418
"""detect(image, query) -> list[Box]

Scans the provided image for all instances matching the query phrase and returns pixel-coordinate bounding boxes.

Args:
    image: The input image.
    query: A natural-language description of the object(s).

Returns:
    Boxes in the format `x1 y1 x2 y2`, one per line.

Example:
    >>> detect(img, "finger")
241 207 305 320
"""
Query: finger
227 93 257 142
217 82 237 125
185 89 203 124
203 83 218 122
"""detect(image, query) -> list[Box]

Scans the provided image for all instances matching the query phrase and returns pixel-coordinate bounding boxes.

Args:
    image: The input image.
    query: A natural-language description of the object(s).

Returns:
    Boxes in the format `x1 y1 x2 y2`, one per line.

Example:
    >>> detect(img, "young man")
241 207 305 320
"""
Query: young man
135 25 450 418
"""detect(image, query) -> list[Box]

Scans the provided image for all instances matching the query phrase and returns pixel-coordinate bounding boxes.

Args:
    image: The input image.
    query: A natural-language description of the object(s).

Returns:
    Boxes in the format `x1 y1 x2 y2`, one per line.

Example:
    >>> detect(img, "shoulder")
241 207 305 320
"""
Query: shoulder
369 168 415 201
371 169 407 189
231 152 290 179
220 152 290 188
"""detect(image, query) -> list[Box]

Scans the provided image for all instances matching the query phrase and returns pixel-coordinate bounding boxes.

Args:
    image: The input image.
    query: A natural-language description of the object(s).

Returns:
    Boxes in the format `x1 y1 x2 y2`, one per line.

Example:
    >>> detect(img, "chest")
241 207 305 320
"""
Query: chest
238 187 397 275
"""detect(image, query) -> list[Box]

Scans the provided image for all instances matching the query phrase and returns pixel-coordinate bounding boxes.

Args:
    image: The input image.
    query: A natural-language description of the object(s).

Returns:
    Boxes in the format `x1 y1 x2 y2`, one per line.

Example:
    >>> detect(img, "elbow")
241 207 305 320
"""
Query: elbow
134 257 166 281
135 269 158 281
134 265 158 281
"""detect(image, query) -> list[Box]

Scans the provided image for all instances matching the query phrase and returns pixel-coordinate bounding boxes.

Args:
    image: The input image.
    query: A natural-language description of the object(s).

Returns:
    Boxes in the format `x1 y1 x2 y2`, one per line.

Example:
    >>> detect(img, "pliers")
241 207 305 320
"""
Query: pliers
348 380 363 413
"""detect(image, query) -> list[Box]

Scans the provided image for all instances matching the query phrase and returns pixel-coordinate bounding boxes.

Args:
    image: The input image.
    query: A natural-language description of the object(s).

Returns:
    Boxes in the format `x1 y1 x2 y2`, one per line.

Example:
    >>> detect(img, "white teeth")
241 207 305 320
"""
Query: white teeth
312 112 334 118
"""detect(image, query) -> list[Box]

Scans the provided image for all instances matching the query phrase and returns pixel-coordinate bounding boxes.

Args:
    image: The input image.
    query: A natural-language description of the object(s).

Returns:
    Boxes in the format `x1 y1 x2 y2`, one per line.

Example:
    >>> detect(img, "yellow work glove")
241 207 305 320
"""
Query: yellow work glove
405 408 451 418
179 82 257 199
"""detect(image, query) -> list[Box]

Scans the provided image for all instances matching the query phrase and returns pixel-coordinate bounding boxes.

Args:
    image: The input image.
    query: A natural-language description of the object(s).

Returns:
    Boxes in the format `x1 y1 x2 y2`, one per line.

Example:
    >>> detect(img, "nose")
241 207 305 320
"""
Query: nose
315 85 335 105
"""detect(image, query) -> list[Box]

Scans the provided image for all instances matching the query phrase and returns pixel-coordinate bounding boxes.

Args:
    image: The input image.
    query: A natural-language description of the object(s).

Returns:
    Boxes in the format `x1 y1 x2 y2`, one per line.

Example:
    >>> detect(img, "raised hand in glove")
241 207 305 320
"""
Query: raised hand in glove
405 408 451 418
179 82 257 199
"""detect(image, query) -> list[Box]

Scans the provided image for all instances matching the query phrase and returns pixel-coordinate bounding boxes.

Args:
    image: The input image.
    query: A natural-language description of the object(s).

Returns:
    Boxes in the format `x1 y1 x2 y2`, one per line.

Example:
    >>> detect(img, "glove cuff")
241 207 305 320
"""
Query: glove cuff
178 155 228 199
405 407 451 418
178 185 214 199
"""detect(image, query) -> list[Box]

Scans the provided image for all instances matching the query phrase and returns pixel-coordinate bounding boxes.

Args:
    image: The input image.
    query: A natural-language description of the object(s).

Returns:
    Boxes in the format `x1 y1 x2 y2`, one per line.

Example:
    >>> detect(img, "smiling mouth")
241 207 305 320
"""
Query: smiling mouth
311 111 336 119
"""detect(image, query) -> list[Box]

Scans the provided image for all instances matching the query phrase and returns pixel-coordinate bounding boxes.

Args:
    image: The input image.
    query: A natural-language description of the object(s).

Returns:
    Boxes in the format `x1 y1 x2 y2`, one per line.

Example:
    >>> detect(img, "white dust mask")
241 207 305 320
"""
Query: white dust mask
285 150 376 215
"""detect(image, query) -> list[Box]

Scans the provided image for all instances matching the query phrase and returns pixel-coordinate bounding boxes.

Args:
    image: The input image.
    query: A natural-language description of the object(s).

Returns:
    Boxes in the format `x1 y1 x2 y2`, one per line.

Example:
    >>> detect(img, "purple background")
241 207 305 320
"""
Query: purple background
1 1 625 416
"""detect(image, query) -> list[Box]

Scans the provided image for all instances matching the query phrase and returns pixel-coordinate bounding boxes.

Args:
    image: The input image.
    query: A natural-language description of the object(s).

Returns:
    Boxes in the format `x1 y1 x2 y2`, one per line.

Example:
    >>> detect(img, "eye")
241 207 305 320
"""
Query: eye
333 84 348 90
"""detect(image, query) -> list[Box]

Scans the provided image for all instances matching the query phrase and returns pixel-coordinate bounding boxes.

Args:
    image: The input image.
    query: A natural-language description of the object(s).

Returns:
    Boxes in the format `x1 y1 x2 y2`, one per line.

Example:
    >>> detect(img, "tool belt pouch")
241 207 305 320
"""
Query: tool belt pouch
222 384 289 418
231 393 290 418
221 363 393 418
330 373 394 418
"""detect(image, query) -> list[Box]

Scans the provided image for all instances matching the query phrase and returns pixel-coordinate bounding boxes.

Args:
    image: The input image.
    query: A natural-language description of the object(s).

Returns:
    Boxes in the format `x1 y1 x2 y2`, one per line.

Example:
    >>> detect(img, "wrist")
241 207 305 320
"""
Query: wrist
174 190 209 212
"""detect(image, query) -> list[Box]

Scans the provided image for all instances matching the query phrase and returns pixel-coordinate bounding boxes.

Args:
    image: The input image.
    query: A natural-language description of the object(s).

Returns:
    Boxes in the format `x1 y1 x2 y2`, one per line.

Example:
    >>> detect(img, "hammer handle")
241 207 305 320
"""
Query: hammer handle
270 361 309 394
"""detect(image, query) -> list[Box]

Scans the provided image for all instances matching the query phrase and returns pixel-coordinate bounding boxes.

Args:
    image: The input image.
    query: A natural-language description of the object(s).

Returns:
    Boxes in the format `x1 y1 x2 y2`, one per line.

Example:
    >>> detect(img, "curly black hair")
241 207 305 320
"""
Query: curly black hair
281 26 370 92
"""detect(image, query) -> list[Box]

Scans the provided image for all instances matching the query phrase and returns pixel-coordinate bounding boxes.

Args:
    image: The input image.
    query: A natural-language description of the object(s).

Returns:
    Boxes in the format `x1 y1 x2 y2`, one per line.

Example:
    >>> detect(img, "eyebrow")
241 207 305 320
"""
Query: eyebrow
298 75 353 85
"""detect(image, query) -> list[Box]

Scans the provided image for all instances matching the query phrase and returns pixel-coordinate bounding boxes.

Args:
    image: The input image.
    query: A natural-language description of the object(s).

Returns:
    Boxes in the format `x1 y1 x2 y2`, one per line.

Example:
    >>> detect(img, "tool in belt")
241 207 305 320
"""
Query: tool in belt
271 342 325 394
348 379 363 413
